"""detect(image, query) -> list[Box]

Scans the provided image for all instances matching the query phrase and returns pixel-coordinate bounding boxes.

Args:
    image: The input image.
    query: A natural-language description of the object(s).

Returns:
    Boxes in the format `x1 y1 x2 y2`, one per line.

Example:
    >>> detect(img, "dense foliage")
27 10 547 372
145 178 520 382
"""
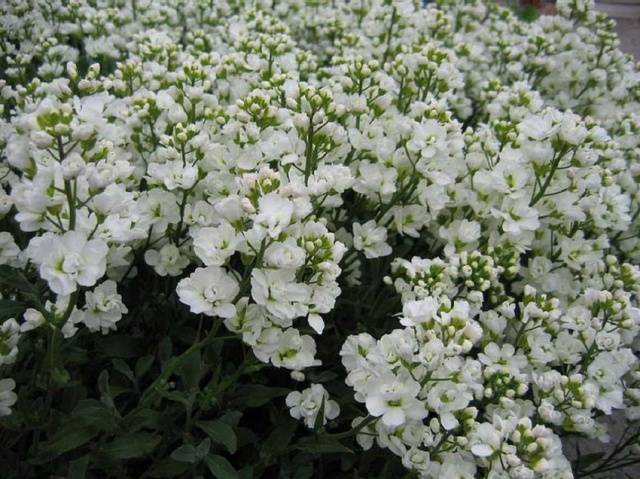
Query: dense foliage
1 0 640 477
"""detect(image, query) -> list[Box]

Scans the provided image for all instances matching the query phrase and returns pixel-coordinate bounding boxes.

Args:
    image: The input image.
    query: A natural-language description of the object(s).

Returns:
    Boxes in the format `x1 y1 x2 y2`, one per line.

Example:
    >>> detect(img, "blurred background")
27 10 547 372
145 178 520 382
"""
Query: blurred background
509 0 639 59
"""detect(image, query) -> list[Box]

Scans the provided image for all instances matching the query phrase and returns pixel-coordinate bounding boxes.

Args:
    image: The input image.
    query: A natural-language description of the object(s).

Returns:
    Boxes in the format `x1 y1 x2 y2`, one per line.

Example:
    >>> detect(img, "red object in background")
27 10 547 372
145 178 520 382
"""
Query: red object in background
520 0 557 15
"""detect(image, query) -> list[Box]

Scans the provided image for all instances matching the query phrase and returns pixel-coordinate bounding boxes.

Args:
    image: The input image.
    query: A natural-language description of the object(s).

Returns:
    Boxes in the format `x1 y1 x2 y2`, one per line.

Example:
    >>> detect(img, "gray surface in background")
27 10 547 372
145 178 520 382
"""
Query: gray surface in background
614 17 640 60
565 412 639 478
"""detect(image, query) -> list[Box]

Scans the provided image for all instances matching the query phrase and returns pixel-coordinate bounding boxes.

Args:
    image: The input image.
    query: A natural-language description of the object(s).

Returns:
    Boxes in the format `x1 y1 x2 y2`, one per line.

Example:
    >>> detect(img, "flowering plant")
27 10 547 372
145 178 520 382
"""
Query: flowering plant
1 0 640 477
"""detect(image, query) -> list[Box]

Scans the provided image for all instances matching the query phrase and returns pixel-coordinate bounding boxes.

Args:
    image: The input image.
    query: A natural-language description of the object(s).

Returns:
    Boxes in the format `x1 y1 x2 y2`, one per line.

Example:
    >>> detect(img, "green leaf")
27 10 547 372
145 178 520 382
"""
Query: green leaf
101 432 161 459
196 438 211 459
97 335 145 359
204 454 239 479
97 370 110 395
313 397 326 432
97 370 115 409
0 265 39 295
0 299 27 320
158 336 173 363
238 466 254 479
219 411 242 428
135 355 155 378
240 253 253 266
295 435 353 455
170 444 198 464
71 399 114 432
112 358 135 383
576 451 606 470
197 420 237 454
50 366 71 387
230 384 290 408
242 362 266 374
39 424 99 458
157 388 191 406
307 370 338 383
292 460 314 479
235 426 258 449
147 457 190 477
126 408 164 432
261 419 297 457
68 455 90 479
515 5 539 22
177 349 201 390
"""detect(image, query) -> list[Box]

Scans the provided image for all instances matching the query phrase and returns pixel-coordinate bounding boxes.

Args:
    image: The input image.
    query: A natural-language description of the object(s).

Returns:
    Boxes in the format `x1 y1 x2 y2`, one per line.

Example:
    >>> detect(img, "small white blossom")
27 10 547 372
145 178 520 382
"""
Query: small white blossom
353 220 391 259
0 378 17 416
71 280 127 334
0 319 20 366
27 231 108 296
177 266 239 319
144 243 189 277
286 384 340 428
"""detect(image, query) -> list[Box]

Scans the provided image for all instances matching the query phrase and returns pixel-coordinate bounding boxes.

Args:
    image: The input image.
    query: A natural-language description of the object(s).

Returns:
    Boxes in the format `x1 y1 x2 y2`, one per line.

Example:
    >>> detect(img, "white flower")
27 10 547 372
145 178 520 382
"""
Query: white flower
61 152 86 179
0 232 21 267
72 280 127 334
270 328 320 370
137 190 180 234
478 343 527 375
437 452 477 479
264 238 306 269
147 160 199 191
393 205 428 238
340 333 380 371
21 308 46 333
408 119 448 158
191 222 239 266
0 189 13 217
558 113 588 145
177 266 239 319
45 295 79 338
353 162 397 199
144 243 189 276
401 448 431 474
364 374 427 427
353 220 391 259
286 383 340 428
0 378 17 416
253 193 294 238
439 219 481 248
307 164 354 196
0 319 20 366
470 421 503 458
400 298 440 327
492 201 540 235
519 115 554 141
425 382 473 430
251 268 311 321
307 313 325 334
27 231 108 296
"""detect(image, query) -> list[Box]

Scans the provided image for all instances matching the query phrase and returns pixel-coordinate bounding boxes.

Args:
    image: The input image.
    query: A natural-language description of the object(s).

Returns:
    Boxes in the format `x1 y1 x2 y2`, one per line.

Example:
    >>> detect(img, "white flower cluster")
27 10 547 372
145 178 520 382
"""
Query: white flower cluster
0 0 639 474
342 250 640 477
286 383 340 429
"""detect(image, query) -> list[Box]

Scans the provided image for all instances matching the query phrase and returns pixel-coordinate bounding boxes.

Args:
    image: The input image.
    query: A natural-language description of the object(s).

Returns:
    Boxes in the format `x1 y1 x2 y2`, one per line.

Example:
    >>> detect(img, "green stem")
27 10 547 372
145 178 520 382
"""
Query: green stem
381 7 397 66
529 145 570 207
131 323 237 412
304 113 315 185
36 289 80 449
57 135 76 230
324 415 377 439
